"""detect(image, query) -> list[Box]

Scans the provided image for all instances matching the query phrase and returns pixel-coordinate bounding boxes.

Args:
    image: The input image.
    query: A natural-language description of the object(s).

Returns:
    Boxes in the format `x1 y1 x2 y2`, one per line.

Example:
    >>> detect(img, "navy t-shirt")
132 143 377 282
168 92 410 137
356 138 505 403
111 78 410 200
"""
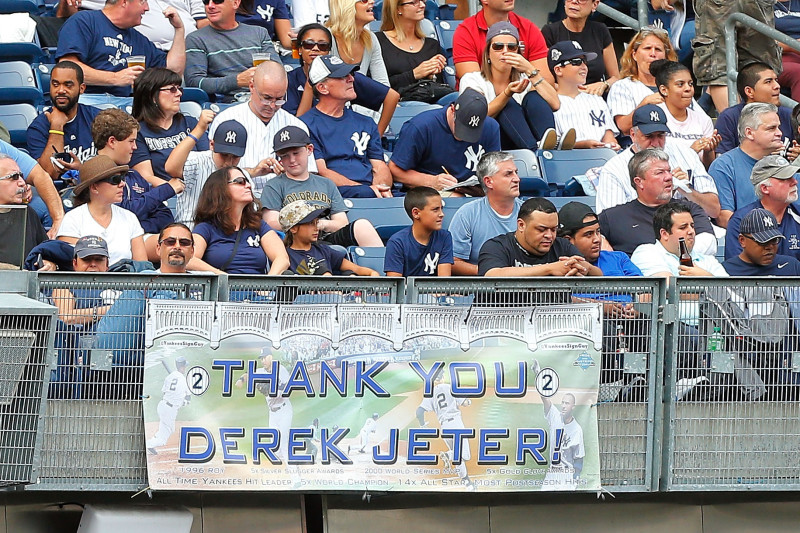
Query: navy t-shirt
236 0 290 42
724 201 800 260
55 10 167 96
27 103 101 162
287 243 346 275
119 169 176 234
384 226 454 276
300 107 383 186
723 254 800 276
130 115 209 180
390 107 501 183
285 68 389 116
194 220 275 274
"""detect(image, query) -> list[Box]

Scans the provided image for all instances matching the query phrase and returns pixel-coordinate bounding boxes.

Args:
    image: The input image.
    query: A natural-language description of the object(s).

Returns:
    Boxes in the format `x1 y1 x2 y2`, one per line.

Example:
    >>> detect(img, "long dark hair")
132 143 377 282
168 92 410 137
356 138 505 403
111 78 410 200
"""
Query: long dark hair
132 67 184 131
194 167 262 234
237 0 254 16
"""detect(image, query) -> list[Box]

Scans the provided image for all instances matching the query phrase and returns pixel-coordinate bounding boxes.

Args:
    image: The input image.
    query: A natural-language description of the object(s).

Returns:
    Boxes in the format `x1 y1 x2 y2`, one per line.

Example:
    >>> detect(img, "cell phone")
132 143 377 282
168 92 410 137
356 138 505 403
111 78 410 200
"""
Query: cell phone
53 152 72 162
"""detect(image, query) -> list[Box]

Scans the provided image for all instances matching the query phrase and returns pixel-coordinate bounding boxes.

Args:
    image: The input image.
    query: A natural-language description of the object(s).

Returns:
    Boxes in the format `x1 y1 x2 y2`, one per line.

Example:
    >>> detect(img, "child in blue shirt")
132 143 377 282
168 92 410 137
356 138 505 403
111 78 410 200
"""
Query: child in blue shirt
384 187 453 277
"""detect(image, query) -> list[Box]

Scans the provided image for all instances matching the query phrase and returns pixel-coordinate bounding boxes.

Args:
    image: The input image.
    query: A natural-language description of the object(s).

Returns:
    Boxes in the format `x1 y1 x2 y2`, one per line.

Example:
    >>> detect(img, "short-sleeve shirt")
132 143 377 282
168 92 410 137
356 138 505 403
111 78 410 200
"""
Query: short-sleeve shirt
544 404 585 467
176 150 216 228
598 199 714 256
301 107 383 186
477 232 581 275
259 172 348 214
724 201 800 260
384 226 454 276
55 10 167 96
631 241 729 278
390 107 501 183
453 10 547 68
596 251 642 276
0 139 36 176
659 103 714 155
723 253 800 276
193 221 274 274
715 103 794 155
130 115 209 180
449 197 522 264
56 203 144 264
287 243 346 275
541 19 613 84
555 92 618 142
708 147 758 213
284 68 388 116
236 0 290 42
27 103 100 162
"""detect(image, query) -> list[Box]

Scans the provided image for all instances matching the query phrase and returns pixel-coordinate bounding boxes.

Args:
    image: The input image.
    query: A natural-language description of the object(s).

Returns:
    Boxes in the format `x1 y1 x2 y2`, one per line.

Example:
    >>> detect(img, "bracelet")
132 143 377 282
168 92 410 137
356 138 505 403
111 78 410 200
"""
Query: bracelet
186 133 199 143
532 78 545 88
503 88 511 97
603 80 610 91
92 307 98 322
528 68 539 78
49 130 64 136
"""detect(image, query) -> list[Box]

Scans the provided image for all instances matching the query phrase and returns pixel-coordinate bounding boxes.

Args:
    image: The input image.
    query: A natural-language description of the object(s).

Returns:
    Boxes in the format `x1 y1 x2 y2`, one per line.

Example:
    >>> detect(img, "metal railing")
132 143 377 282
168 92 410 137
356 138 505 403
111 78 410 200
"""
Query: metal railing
596 0 647 30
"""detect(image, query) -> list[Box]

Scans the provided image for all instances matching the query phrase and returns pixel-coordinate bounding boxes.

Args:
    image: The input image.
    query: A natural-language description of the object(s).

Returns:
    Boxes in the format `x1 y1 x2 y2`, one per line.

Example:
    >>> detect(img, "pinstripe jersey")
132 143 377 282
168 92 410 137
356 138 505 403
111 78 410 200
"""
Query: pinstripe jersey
607 77 656 120
177 151 217 229
208 105 317 197
555 92 619 142
596 142 719 213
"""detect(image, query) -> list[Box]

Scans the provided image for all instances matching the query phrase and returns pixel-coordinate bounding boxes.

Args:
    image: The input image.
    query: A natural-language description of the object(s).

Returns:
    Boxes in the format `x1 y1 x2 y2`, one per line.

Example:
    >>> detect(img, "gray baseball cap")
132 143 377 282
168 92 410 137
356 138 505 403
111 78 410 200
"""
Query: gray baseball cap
750 155 799 186
73 235 109 259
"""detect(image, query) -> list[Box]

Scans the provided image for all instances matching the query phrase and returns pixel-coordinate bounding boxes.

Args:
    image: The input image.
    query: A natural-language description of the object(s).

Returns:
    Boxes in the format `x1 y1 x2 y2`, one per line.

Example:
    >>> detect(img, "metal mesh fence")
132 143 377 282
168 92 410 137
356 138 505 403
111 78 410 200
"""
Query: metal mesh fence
30 273 217 490
405 277 664 491
665 277 800 490
0 295 55 486
222 275 405 304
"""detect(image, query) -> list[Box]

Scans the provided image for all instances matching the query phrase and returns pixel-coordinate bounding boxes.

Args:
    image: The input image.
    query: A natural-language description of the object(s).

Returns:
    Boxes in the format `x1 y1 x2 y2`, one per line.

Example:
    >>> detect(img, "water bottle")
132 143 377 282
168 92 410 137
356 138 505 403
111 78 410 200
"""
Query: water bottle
707 326 724 352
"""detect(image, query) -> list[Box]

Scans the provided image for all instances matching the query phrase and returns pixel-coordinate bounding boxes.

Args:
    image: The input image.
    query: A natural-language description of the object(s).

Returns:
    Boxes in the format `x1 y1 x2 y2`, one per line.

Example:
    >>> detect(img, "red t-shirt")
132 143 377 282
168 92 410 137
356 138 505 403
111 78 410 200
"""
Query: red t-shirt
452 10 547 68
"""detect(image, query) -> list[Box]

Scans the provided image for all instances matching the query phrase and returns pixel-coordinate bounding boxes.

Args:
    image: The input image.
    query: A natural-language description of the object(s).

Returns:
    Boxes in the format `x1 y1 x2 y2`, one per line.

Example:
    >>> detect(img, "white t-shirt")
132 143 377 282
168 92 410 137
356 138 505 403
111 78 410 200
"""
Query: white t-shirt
290 0 330 28
458 71 530 106
659 103 714 157
56 204 144 265
208 105 316 197
555 92 618 142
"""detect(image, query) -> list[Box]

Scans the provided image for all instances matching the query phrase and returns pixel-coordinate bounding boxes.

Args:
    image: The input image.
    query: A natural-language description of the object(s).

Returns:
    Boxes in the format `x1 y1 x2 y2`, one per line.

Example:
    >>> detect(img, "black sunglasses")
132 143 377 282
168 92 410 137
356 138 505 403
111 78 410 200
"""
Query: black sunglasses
159 237 194 247
101 174 125 186
228 176 248 185
201 0 225 5
300 40 332 52
490 42 519 52
558 57 588 67
159 84 183 94
0 171 24 182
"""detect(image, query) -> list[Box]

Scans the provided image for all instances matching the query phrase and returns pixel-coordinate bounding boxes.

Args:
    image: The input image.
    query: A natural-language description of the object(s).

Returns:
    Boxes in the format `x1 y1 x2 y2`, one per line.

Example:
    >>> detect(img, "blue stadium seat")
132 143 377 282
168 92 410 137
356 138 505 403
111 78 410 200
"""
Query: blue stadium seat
509 148 549 197
419 18 437 39
0 42 46 64
442 64 456 89
547 196 597 211
348 246 386 275
0 0 40 14
441 196 478 230
435 20 462 59
33 63 55 103
368 20 382 32
424 0 439 20
0 61 44 105
343 197 409 241
537 148 616 193
179 101 202 119
384 101 441 150
180 87 209 105
203 102 238 113
0 103 38 149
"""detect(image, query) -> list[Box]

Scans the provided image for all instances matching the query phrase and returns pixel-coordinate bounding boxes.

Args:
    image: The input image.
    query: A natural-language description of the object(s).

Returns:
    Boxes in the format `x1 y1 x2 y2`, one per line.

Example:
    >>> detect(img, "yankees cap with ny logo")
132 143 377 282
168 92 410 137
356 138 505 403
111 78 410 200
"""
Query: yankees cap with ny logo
453 88 488 144
273 125 312 153
739 207 785 244
632 104 671 135
212 120 248 157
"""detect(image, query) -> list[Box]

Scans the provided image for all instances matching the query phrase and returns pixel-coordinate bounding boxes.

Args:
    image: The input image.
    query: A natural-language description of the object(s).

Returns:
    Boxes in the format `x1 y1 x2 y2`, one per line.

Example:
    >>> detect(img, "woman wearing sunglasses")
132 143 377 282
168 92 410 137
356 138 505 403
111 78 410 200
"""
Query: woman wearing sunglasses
376 0 452 103
459 22 562 151
189 166 290 275
607 26 677 136
130 68 210 183
541 0 619 96
57 155 147 266
326 0 390 88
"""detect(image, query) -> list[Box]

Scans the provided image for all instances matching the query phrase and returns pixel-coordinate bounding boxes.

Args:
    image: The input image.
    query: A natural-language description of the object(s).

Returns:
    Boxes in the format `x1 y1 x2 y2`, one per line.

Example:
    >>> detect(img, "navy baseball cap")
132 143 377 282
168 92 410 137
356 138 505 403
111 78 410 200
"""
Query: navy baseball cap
739 208 785 243
309 55 359 85
452 88 488 144
73 235 109 259
632 104 671 135
547 40 598 72
212 120 247 157
273 126 312 153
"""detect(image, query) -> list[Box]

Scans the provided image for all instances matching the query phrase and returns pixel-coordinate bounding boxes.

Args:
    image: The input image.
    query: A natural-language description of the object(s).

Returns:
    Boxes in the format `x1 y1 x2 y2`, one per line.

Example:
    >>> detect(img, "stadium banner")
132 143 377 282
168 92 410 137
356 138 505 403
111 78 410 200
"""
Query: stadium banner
143 301 602 492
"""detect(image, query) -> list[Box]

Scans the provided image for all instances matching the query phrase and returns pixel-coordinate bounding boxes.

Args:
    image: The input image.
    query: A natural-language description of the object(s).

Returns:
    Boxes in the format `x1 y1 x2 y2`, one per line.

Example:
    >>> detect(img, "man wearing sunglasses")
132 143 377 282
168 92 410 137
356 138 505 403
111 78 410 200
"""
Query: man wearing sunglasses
155 223 195 273
724 155 800 263
185 0 280 102
56 0 186 105
0 155 49 268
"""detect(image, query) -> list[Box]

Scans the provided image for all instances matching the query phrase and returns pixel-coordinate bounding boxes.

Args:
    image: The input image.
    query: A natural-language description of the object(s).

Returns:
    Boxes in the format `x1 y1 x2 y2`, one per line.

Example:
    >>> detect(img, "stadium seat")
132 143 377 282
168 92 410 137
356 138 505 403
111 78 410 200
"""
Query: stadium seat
442 64 456 89
547 196 596 211
343 197 408 241
0 42 47 64
419 18 437 39
0 103 37 149
348 246 386 275
435 20 462 60
441 196 478 230
384 101 441 151
424 0 439 20
537 147 616 193
179 101 202 119
0 61 44 105
180 87 209 105
33 63 54 102
0 0 40 14
203 102 238 113
368 20 381 32
509 148 549 196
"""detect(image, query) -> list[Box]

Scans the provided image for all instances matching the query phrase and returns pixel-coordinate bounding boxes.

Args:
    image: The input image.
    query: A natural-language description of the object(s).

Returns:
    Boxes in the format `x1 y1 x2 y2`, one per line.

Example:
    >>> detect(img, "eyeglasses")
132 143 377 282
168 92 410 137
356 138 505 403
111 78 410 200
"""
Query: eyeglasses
101 174 125 186
399 0 424 6
743 234 782 247
159 85 183 94
159 237 194 247
558 57 587 67
300 40 331 52
0 171 24 182
490 42 519 52
201 0 225 5
228 176 249 186
256 92 286 106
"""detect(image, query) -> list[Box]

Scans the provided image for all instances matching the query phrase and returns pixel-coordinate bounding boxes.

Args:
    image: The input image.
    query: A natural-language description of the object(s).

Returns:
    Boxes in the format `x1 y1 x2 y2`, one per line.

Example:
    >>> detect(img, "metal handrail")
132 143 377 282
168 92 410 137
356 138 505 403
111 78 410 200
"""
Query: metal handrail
596 0 648 30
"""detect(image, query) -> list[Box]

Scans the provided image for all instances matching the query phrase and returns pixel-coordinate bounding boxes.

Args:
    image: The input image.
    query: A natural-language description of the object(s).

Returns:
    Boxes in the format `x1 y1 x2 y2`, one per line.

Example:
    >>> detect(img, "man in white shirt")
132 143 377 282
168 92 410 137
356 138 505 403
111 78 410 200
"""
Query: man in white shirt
209 60 316 197
597 104 720 219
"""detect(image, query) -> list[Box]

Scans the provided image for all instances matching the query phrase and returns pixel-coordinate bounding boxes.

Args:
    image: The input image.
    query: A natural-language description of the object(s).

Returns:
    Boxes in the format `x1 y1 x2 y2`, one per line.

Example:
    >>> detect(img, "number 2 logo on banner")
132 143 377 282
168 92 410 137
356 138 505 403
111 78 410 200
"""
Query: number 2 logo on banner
187 366 210 396
535 368 560 398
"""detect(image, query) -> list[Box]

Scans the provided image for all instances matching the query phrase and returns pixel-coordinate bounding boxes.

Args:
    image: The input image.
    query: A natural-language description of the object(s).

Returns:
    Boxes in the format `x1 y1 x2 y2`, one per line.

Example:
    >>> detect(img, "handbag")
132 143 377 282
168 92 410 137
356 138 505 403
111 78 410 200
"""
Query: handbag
399 79 455 104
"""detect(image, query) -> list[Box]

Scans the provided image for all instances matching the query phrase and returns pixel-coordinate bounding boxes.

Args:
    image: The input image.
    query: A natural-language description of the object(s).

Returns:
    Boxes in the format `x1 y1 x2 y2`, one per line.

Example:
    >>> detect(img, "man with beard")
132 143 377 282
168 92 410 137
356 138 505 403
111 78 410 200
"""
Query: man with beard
155 223 195 273
724 155 800 262
28 61 101 179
